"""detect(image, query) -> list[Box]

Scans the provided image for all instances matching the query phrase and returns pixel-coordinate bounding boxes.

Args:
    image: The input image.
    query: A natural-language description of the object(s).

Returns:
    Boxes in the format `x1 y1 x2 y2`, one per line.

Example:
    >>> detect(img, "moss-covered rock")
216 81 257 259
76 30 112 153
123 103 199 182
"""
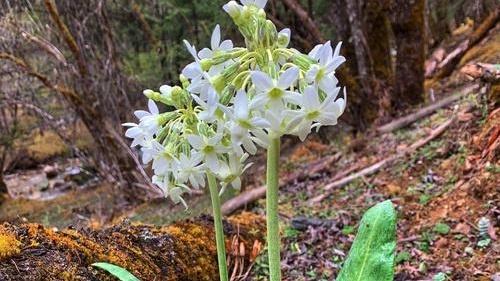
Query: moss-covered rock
0 213 264 280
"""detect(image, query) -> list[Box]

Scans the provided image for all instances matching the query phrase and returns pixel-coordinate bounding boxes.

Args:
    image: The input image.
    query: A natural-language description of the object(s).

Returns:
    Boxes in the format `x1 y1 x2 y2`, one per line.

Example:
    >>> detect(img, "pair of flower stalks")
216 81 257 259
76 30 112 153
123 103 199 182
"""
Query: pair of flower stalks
124 0 346 280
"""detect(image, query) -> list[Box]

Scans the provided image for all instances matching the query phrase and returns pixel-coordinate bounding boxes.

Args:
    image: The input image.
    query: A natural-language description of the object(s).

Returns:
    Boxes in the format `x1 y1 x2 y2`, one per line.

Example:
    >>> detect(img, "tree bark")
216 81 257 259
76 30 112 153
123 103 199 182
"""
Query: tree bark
0 174 7 195
391 0 426 111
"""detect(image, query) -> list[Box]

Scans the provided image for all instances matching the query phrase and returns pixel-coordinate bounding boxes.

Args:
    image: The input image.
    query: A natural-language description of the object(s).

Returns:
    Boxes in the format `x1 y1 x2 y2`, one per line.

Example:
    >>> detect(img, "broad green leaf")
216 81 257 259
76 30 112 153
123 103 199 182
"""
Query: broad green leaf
336 200 397 281
92 262 140 281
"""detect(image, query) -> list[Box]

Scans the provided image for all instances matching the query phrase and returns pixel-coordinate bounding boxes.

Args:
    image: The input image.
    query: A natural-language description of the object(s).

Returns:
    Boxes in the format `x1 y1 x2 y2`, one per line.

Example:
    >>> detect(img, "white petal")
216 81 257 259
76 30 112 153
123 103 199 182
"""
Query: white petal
187 135 204 149
211 25 221 50
303 86 320 109
333 41 343 57
234 90 249 119
308 44 323 60
255 0 268 9
325 56 346 73
206 154 220 172
242 138 257 155
251 71 273 92
319 75 337 94
249 94 267 110
198 48 213 59
182 62 202 79
159 85 172 96
183 40 198 59
219 40 233 51
278 67 299 89
250 117 271 128
148 100 159 115
296 121 312 141
125 127 142 138
134 110 150 119
319 41 333 66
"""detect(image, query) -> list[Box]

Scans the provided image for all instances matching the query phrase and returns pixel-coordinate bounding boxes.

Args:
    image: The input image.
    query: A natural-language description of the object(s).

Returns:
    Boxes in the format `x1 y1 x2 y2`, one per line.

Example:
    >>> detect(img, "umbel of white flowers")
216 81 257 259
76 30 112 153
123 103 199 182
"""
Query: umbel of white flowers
123 0 346 207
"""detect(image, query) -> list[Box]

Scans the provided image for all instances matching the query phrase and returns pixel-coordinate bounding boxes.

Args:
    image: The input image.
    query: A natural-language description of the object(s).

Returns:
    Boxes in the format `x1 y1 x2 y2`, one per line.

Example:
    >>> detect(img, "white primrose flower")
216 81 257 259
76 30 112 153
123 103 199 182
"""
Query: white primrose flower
216 153 252 195
287 86 346 141
187 132 228 172
122 122 152 147
223 90 270 154
152 175 188 208
307 41 346 94
176 152 206 189
250 67 300 112
141 140 177 174
199 25 234 60
192 87 219 123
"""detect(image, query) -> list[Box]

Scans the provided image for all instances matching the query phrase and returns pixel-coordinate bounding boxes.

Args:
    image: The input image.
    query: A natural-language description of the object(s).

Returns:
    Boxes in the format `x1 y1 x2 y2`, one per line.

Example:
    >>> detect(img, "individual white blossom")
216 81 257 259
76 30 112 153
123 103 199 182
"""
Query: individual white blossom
307 41 346 93
251 67 300 111
199 25 234 60
287 86 345 141
187 132 227 172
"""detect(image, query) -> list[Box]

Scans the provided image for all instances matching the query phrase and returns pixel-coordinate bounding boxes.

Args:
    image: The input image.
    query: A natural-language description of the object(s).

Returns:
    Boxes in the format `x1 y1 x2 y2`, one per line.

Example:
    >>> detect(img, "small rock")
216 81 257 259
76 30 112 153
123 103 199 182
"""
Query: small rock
43 165 58 178
454 223 471 235
492 273 500 281
435 237 449 248
387 183 401 195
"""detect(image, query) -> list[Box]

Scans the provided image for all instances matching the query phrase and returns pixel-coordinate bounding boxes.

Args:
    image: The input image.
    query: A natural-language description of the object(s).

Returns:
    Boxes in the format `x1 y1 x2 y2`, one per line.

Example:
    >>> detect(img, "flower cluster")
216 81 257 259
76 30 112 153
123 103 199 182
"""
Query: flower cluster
124 0 346 207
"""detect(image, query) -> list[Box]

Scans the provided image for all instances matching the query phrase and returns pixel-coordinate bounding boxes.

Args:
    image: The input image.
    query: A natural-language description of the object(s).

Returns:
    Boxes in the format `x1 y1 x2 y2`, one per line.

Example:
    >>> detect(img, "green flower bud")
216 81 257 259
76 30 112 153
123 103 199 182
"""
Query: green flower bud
200 58 213 71
144 89 172 106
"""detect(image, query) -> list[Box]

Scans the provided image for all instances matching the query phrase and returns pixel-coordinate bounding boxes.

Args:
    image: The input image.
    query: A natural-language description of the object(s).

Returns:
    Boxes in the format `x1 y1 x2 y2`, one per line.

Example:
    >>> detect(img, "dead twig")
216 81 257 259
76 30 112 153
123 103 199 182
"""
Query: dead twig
377 83 479 134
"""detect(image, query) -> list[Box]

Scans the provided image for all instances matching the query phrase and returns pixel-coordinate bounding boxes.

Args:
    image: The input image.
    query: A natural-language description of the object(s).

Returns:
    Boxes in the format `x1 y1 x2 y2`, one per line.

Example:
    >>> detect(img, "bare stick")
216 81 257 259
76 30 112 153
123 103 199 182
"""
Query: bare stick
308 116 456 204
377 84 479 134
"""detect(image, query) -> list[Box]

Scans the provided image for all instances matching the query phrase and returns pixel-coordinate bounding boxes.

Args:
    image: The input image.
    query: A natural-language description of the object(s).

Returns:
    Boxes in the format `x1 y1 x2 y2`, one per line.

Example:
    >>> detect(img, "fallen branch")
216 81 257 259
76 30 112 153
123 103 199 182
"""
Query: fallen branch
377 84 479 134
221 153 341 215
434 8 499 79
309 116 457 204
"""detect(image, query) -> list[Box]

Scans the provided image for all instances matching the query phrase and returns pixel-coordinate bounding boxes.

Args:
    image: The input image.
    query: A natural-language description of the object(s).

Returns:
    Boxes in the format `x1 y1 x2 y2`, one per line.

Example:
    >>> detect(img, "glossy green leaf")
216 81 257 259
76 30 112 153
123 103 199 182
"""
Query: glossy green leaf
336 200 397 281
92 262 140 281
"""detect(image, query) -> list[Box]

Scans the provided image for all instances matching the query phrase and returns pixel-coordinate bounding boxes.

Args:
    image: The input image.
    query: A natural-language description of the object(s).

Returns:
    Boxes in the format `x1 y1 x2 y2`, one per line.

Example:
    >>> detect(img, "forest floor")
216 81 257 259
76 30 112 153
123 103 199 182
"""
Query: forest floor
0 22 498 281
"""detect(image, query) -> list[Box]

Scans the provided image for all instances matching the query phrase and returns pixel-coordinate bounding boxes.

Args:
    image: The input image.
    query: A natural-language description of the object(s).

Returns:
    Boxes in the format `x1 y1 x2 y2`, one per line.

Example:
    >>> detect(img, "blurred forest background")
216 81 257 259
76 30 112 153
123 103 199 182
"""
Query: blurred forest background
0 0 498 280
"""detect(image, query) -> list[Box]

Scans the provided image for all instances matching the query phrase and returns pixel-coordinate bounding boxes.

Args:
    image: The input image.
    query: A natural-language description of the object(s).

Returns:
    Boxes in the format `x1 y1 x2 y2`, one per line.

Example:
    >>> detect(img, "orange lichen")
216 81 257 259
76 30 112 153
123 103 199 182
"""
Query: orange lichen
0 225 21 260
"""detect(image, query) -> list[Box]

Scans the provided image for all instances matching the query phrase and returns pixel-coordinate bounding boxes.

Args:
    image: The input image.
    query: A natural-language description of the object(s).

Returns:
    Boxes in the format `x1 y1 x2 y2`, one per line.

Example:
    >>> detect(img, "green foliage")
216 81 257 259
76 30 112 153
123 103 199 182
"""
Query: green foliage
92 262 140 281
433 222 450 235
336 200 397 281
432 272 448 281
395 251 411 264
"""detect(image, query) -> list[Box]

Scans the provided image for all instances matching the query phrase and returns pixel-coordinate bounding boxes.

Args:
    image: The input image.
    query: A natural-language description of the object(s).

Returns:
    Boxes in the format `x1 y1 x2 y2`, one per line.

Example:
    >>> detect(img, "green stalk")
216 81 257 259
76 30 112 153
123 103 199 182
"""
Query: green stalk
266 137 281 281
207 173 229 281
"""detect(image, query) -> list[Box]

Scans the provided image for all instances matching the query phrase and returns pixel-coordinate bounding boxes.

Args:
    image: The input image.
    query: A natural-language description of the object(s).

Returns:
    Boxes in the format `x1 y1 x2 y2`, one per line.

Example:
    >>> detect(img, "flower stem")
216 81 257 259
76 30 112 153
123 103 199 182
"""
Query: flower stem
207 173 229 281
266 137 281 281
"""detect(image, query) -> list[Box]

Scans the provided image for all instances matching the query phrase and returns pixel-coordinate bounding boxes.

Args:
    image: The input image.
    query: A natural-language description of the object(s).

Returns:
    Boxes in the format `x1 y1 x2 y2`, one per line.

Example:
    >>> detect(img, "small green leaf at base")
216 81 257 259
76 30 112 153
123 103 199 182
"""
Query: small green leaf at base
336 200 397 281
92 262 140 281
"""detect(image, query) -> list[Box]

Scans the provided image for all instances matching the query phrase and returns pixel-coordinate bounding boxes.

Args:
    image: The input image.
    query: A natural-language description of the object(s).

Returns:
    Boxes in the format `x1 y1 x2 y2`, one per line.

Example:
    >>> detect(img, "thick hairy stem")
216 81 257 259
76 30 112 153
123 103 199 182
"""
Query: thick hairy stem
207 173 229 281
266 138 281 281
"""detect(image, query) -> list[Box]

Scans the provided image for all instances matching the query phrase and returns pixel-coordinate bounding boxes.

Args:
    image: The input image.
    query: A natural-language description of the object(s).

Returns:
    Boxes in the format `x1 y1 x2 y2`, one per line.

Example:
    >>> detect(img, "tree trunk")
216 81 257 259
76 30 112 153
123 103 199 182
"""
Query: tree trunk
0 174 7 195
391 0 426 111
364 0 394 121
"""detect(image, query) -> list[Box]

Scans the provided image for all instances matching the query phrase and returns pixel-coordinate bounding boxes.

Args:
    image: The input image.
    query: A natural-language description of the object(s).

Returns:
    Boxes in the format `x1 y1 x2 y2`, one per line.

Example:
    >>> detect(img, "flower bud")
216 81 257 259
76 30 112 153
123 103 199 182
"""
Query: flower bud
200 58 213 71
222 1 242 18
144 89 172 106
277 28 291 48
171 86 190 108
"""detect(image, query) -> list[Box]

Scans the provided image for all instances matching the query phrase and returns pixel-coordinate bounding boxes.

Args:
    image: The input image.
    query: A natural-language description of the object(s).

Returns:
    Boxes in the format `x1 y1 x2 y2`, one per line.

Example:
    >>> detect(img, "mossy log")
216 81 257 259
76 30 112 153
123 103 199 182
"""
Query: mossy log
0 212 264 281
